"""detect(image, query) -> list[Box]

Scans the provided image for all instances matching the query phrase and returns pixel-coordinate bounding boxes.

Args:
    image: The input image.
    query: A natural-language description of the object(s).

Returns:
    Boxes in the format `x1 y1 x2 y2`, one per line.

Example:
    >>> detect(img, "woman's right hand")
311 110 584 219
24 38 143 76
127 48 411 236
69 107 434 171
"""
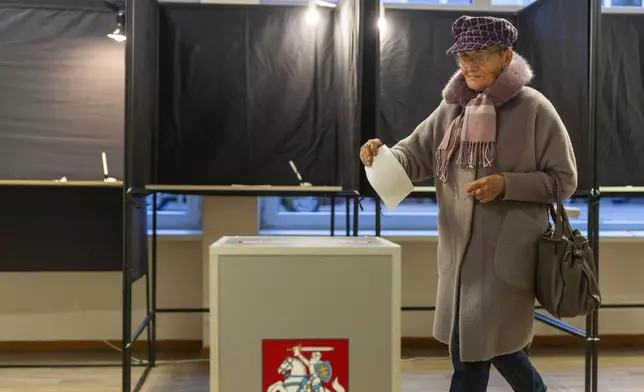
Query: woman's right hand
360 138 383 167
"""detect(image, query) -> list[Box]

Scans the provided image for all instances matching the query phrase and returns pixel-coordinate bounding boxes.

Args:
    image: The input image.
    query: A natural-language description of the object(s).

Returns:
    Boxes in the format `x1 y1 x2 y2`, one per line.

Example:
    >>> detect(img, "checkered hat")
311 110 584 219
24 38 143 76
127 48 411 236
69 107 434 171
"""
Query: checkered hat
446 16 518 55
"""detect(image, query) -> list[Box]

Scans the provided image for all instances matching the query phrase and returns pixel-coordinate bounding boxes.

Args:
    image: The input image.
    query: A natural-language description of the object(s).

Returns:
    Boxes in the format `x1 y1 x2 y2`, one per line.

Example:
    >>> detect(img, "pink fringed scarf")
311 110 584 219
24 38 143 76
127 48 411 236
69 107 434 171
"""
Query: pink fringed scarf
435 53 534 183
436 94 497 183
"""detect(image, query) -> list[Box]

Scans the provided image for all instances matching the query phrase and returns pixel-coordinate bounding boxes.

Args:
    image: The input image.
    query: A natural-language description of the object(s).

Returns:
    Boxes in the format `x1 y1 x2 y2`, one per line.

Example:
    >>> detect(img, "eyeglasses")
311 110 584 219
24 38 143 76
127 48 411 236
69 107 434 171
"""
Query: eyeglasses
456 48 504 67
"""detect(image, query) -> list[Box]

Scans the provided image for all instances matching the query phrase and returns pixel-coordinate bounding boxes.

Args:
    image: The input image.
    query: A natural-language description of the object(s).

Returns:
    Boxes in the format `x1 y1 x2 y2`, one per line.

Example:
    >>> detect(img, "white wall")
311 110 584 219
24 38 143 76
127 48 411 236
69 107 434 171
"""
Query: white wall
1 196 643 345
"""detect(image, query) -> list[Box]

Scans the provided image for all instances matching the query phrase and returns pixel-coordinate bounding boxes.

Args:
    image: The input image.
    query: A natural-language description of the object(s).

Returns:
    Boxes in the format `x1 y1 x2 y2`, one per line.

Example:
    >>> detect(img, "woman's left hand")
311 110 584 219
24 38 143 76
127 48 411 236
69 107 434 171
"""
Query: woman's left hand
466 174 506 203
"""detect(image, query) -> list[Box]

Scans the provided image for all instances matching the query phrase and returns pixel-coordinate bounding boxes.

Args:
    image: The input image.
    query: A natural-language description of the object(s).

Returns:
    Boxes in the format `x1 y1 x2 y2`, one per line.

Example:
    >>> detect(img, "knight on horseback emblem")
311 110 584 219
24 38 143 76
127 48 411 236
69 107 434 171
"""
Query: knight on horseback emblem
266 344 347 392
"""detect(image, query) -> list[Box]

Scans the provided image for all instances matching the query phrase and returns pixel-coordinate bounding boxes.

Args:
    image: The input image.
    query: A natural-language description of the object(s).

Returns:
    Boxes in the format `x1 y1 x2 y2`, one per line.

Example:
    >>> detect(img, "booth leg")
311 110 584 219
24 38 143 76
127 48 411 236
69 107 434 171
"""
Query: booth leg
345 196 350 236
585 189 601 392
150 192 158 367
375 197 382 237
122 193 132 392
585 312 599 392
353 194 359 236
330 196 336 236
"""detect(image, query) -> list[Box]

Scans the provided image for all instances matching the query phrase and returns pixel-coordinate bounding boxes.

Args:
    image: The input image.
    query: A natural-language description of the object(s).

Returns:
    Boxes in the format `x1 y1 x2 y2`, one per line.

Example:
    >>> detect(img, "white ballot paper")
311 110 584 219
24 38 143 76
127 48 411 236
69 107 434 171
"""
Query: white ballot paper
364 145 415 210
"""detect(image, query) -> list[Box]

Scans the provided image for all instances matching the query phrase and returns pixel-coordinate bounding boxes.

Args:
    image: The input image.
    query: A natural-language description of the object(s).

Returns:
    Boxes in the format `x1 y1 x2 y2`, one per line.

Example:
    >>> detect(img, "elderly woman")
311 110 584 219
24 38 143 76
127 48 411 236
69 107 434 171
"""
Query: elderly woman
360 16 577 392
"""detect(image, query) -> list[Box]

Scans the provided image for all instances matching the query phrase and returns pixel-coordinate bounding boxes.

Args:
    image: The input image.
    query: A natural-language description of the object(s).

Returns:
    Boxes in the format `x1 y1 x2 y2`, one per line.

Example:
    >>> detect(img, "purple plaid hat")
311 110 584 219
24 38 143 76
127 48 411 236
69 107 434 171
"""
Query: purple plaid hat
446 16 518 55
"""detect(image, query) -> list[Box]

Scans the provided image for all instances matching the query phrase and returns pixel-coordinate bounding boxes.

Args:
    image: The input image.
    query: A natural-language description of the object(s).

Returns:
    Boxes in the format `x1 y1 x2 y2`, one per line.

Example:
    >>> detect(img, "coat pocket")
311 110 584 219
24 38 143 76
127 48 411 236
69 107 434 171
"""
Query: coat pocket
437 237 455 276
493 209 544 291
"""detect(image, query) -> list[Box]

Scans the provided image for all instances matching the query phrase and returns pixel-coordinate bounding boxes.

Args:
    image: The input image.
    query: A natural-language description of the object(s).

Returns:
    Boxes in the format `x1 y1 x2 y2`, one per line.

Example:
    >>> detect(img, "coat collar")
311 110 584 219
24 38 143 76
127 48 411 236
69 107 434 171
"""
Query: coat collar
442 53 534 107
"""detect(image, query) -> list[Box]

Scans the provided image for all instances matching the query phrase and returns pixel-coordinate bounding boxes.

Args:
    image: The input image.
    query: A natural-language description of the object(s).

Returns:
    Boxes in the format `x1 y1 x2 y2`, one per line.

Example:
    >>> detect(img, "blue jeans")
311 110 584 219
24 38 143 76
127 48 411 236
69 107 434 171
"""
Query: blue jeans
449 320 547 392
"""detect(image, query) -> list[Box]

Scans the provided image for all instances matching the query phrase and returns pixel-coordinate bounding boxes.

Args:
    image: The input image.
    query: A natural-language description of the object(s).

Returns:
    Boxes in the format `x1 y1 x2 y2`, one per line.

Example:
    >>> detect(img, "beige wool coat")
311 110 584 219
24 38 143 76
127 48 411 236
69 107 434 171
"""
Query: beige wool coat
390 54 578 362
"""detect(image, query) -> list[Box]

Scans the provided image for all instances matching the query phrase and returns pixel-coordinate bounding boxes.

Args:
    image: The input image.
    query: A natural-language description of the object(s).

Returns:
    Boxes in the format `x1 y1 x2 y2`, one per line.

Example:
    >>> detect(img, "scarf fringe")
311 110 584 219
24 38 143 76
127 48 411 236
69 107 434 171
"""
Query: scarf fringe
435 116 462 183
436 141 496 183
456 140 496 170
435 149 449 183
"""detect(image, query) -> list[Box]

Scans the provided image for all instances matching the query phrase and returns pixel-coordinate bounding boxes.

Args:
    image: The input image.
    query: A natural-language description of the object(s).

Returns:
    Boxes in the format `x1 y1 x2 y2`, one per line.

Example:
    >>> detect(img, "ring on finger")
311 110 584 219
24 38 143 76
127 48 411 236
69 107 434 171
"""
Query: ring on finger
476 188 482 196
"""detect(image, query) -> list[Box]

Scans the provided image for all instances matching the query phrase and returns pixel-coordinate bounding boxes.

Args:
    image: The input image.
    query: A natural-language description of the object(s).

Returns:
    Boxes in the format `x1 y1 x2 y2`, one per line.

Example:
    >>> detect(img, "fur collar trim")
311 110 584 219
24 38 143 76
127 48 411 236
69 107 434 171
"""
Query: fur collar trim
442 53 534 107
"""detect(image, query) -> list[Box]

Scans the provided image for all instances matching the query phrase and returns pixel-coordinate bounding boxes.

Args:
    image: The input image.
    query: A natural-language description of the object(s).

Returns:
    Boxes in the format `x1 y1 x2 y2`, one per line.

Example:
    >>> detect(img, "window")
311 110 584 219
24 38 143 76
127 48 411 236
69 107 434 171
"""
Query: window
259 195 438 235
490 0 535 6
386 0 471 4
146 193 201 230
259 0 644 10
258 195 644 237
603 0 643 6
491 0 644 6
568 196 644 236
261 0 473 3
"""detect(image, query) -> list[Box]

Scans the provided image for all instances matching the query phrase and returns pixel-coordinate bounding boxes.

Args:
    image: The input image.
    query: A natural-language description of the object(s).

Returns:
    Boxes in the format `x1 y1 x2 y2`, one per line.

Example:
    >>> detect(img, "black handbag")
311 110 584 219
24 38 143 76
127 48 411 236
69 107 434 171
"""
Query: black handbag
536 175 601 319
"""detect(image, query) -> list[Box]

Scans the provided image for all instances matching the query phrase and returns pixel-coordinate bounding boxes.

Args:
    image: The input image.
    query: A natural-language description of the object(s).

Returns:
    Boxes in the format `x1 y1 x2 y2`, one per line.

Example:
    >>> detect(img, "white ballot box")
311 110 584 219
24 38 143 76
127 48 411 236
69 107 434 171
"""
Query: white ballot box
209 236 402 392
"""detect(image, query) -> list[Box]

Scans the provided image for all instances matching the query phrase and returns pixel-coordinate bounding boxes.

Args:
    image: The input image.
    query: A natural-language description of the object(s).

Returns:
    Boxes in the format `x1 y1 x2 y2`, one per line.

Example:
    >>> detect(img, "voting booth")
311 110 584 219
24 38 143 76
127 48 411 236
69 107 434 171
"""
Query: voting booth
209 236 402 392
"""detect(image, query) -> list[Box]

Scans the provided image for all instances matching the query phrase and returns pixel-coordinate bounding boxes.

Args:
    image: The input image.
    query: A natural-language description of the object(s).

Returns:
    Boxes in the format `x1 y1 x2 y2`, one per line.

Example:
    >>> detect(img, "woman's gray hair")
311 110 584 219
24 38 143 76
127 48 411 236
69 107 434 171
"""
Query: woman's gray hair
488 44 511 52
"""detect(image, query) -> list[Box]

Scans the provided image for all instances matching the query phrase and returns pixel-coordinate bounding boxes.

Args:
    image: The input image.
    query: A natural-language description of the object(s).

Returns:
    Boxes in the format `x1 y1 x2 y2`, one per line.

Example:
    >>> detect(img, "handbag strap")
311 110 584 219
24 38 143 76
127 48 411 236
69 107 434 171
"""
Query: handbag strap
548 173 573 237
